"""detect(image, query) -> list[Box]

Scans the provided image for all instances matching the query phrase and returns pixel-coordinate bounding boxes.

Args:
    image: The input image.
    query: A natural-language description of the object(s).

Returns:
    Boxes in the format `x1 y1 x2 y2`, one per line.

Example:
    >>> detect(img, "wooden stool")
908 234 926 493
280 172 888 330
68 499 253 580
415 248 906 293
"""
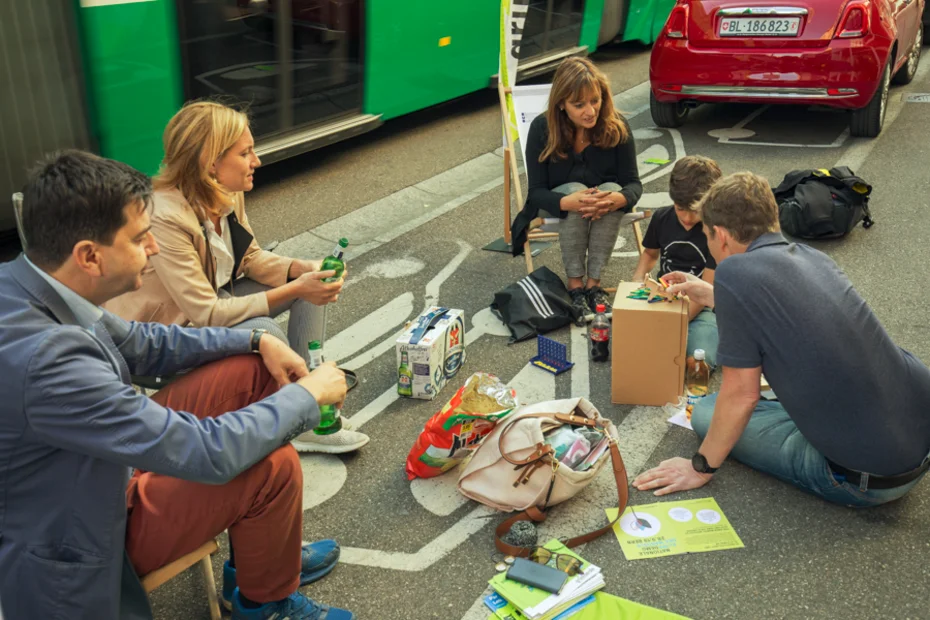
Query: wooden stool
141 539 222 620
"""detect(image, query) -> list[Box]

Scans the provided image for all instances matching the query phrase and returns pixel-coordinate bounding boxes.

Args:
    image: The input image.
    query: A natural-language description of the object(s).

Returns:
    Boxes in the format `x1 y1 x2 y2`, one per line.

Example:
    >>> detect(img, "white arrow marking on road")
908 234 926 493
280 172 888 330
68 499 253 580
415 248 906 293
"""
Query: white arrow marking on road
339 243 472 371
410 464 469 516
426 241 472 308
300 454 347 510
506 361 557 407
336 505 497 571
328 293 415 363
570 324 590 401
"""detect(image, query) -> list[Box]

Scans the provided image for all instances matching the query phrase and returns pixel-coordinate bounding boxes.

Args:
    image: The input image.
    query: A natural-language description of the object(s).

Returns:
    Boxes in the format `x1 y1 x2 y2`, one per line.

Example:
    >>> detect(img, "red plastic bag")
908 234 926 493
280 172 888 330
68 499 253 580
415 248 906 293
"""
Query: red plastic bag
405 373 517 480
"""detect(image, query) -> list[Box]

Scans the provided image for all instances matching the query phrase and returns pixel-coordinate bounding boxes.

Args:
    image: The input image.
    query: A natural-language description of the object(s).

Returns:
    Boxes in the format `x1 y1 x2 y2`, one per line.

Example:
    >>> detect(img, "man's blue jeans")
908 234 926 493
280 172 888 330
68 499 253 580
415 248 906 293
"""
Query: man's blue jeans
687 308 718 368
691 394 926 507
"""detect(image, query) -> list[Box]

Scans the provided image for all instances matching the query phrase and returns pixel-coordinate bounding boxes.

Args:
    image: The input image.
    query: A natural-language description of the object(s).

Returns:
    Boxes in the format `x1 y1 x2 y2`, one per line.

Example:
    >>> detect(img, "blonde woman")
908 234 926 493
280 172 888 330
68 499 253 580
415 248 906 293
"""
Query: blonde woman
107 101 369 455
511 57 643 323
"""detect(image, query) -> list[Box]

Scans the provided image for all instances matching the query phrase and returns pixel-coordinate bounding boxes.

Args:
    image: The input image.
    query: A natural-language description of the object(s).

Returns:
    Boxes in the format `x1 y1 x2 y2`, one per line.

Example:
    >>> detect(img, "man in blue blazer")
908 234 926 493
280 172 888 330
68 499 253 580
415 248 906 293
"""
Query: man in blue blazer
0 151 354 620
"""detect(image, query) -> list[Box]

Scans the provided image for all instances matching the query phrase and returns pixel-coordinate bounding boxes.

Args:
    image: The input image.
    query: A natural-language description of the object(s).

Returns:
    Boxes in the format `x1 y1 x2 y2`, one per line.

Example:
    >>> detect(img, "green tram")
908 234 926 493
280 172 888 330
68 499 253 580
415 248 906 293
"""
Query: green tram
0 0 674 232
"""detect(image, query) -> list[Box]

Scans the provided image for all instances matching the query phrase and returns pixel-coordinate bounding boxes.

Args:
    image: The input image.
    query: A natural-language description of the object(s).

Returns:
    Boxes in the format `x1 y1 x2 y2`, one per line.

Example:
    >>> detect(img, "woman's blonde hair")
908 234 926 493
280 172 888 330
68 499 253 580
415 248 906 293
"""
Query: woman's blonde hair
540 57 629 162
154 100 249 219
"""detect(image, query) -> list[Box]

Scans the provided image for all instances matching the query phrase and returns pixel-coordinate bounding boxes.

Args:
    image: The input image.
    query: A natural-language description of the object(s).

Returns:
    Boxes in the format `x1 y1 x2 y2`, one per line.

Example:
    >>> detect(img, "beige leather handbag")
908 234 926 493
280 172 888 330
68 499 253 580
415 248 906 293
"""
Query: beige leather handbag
457 397 629 556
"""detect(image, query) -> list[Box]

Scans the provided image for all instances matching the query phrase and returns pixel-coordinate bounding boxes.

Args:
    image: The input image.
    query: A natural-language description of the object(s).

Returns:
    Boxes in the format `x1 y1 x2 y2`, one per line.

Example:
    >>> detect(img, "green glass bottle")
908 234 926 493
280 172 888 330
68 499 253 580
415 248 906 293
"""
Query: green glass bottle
321 238 348 283
307 340 342 435
397 349 413 397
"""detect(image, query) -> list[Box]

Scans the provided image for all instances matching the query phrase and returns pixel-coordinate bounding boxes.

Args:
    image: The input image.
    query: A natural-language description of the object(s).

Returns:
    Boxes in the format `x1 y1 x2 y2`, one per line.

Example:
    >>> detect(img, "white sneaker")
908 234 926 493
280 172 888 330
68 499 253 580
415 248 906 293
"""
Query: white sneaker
291 428 370 454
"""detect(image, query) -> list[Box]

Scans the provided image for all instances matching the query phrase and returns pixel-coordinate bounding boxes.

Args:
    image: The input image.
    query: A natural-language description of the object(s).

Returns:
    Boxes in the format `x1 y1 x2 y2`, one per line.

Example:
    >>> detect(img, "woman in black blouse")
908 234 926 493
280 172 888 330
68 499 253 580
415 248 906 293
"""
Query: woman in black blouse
512 57 642 322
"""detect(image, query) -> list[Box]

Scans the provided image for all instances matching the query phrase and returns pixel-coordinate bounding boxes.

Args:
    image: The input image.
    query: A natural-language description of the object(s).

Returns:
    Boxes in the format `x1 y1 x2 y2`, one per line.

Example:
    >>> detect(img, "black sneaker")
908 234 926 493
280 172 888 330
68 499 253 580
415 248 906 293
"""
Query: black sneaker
586 286 612 314
568 287 589 326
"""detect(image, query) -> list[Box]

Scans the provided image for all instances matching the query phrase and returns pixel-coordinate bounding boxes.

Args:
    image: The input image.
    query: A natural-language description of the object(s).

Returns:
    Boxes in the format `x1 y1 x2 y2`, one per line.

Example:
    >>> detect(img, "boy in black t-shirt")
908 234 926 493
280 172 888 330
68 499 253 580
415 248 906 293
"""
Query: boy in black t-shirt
633 156 723 367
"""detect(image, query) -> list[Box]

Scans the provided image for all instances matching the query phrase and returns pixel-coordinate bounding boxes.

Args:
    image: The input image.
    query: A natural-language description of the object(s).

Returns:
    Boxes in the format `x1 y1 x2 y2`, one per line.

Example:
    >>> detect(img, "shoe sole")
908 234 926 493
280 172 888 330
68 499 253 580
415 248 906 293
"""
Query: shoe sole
291 435 371 454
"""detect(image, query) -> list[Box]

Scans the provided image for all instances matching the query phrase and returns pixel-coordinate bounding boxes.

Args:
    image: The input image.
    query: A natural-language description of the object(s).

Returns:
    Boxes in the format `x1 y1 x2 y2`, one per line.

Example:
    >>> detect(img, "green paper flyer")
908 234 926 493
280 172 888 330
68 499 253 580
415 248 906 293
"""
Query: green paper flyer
605 497 744 560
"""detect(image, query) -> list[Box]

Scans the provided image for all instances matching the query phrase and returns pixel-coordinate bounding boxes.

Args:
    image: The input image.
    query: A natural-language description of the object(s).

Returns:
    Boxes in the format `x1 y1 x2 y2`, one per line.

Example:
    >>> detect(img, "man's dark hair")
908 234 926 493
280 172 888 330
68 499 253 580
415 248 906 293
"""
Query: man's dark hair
669 155 723 211
21 150 152 269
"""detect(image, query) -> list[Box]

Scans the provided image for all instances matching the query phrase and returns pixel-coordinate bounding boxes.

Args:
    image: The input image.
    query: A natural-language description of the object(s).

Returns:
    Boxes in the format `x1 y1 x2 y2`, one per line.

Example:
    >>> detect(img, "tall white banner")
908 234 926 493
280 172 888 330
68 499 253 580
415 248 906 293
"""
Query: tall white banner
500 0 530 145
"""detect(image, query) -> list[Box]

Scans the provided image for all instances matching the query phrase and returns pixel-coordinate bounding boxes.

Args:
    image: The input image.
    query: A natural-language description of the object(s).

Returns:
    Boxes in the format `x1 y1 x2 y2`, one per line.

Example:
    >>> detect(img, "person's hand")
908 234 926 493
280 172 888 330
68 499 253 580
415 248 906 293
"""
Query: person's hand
258 333 310 386
662 271 715 308
580 192 626 221
633 457 713 496
291 270 343 305
288 259 322 279
297 361 347 409
561 188 612 213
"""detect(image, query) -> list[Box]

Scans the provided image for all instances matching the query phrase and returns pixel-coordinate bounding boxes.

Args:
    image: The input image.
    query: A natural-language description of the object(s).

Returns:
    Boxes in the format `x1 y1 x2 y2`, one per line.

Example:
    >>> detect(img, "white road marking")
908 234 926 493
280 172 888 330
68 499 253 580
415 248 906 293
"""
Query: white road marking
299 454 347 510
471 307 512 338
328 293 414 363
337 505 497 570
506 361 557 406
410 465 470 516
570 324 590 401
426 242 472 307
339 244 472 370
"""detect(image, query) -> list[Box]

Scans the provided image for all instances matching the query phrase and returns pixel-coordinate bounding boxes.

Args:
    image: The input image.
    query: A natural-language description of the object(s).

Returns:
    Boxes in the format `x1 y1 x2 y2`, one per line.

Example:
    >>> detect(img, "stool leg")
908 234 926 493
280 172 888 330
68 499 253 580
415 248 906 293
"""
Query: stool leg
199 554 222 620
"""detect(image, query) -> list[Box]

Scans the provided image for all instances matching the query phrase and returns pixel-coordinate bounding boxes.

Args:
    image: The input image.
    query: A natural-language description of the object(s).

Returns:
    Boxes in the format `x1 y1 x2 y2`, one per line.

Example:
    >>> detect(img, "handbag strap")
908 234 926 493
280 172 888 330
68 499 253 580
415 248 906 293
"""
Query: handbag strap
493 420 629 557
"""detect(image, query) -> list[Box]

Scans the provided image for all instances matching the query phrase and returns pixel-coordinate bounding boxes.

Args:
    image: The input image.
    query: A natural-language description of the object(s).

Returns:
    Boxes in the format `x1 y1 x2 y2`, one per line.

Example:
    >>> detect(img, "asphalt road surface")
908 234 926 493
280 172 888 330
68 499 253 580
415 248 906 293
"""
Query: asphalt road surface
9 40 929 620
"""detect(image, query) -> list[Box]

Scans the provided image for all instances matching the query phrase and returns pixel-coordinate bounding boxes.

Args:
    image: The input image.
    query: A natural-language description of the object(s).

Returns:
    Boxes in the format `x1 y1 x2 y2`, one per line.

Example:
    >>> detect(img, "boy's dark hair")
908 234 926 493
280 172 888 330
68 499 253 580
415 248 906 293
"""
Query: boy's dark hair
21 150 152 269
669 156 723 211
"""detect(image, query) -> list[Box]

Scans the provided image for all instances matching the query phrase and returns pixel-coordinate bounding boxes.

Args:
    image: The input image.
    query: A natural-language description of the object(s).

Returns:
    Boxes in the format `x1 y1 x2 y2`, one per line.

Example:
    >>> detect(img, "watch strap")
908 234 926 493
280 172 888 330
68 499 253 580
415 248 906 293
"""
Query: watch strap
250 329 266 353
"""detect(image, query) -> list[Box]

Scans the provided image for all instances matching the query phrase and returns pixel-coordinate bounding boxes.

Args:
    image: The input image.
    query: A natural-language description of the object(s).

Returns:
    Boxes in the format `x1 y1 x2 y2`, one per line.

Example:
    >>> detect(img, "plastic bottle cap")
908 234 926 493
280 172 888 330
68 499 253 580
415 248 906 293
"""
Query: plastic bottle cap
596 304 606 313
694 349 705 361
338 237 349 248
308 341 321 350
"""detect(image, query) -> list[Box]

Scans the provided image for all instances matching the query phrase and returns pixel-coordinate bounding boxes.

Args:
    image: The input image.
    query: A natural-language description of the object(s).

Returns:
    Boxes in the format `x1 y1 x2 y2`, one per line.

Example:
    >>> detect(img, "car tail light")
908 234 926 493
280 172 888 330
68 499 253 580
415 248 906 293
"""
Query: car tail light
665 6 689 39
836 1 870 38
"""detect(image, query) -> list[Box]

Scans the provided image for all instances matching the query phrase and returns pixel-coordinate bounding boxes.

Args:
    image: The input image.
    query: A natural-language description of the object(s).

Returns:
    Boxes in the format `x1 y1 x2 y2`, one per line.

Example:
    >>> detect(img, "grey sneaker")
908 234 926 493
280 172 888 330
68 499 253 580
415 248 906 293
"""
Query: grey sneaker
291 428 370 454
568 288 589 326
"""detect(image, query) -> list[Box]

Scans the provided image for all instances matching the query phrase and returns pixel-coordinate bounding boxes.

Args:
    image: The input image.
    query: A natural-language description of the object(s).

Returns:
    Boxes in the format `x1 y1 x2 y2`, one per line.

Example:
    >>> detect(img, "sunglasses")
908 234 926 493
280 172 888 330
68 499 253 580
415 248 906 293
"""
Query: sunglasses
528 548 583 576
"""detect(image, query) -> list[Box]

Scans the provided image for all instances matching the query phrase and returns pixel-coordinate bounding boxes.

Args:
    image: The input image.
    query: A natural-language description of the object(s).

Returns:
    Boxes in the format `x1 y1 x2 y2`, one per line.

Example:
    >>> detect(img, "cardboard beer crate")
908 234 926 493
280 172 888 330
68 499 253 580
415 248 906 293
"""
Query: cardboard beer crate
611 281 689 407
396 307 465 400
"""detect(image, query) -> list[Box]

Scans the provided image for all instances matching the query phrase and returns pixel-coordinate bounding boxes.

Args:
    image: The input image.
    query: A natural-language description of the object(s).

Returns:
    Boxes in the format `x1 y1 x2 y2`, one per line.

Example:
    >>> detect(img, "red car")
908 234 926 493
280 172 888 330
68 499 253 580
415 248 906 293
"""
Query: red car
650 0 925 137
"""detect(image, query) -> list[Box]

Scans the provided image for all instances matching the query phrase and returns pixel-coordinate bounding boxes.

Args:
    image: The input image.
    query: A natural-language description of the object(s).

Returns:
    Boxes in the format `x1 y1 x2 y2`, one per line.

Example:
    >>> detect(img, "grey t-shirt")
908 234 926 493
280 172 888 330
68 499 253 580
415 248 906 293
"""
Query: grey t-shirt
715 233 930 475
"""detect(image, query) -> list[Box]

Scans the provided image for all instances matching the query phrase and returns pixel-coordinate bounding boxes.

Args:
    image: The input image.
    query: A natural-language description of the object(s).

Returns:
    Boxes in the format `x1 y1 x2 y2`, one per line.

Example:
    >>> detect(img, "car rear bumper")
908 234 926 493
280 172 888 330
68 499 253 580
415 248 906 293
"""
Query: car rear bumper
650 40 890 110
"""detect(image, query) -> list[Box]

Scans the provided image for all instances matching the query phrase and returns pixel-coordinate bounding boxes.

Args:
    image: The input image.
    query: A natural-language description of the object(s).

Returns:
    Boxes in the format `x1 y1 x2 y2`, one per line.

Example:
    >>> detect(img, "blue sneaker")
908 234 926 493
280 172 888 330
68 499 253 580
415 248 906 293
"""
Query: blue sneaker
222 540 341 610
231 588 355 620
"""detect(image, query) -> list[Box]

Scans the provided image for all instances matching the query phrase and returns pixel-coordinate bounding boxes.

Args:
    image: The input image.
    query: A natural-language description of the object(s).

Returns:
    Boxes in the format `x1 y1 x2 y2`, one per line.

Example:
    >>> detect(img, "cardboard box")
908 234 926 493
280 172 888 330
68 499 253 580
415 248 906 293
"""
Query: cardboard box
611 282 689 407
396 307 466 400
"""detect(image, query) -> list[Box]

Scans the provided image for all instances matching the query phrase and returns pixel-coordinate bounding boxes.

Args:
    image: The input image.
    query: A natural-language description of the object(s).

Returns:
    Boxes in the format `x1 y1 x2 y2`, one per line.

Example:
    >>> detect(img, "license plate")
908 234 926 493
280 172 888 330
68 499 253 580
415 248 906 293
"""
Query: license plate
718 16 801 37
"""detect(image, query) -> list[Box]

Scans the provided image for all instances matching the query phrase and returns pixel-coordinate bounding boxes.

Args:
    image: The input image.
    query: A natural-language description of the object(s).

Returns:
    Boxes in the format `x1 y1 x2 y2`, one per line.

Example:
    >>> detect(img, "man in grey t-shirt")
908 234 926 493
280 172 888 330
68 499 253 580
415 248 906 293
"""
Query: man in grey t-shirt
633 172 930 506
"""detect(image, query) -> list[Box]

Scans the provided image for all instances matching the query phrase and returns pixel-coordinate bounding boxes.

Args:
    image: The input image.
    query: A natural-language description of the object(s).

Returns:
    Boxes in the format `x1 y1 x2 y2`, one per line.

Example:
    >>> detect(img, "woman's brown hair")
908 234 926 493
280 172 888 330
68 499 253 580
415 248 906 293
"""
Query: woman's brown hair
153 100 249 220
540 57 629 162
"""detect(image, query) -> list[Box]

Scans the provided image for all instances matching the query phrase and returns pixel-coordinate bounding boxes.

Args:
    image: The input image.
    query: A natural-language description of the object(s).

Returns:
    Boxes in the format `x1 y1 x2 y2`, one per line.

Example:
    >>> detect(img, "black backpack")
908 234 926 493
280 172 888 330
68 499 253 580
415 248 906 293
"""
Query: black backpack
773 167 874 240
490 267 581 343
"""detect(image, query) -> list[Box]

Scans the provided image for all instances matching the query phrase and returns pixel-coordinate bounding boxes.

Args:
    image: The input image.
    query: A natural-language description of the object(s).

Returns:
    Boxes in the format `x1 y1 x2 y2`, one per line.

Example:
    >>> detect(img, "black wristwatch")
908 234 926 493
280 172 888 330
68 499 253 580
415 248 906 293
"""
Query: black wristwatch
692 452 719 474
249 329 267 353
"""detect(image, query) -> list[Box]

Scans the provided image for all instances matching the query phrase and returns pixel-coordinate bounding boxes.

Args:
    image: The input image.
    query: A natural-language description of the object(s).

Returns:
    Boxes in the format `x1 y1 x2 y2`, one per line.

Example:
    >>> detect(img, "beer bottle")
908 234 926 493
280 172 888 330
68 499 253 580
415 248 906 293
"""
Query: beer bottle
321 238 348 283
307 340 342 435
398 349 413 397
685 349 710 407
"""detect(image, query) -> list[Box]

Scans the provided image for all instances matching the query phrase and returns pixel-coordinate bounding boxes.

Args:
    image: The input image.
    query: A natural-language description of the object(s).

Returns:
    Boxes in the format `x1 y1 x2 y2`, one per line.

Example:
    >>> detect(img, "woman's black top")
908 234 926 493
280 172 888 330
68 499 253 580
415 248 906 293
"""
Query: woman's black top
511 113 643 255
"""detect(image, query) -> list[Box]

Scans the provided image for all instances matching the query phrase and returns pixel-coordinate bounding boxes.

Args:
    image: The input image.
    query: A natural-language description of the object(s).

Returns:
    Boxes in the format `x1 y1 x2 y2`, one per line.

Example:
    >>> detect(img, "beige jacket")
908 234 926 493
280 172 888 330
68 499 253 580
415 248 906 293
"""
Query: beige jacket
106 188 292 327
